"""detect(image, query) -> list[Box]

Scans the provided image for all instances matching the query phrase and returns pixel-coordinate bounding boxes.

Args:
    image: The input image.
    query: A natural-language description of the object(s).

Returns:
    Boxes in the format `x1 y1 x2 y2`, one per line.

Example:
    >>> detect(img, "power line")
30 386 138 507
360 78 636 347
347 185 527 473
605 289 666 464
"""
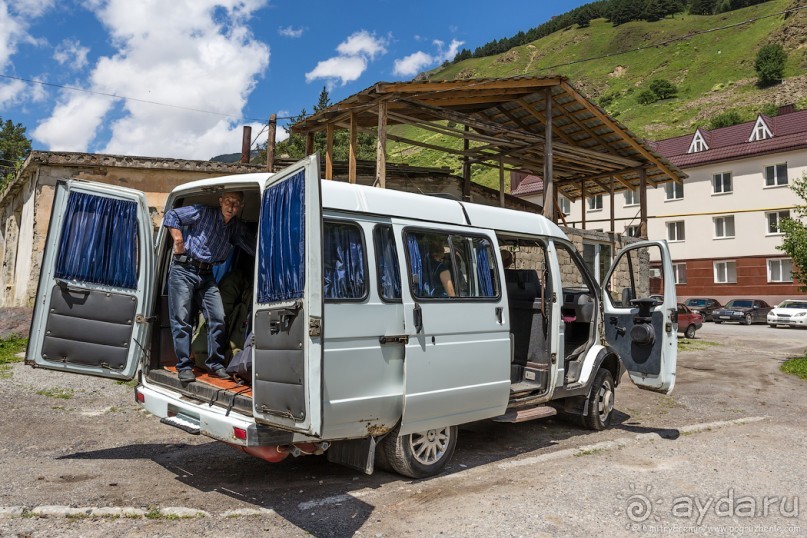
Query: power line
0 72 298 123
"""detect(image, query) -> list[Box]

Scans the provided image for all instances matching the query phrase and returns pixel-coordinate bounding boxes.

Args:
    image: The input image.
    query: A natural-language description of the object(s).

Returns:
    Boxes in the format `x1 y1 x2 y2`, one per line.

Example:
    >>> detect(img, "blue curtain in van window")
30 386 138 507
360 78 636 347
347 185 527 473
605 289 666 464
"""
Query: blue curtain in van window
376 227 401 300
54 191 138 289
323 223 365 299
476 240 495 297
406 234 435 297
257 170 305 303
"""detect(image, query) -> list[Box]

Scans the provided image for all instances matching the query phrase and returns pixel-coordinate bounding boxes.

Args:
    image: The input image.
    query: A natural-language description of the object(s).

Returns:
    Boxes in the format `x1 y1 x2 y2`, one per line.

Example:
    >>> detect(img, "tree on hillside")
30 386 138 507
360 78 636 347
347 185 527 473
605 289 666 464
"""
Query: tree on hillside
0 117 32 188
609 0 645 25
689 0 717 14
754 44 786 86
778 173 807 291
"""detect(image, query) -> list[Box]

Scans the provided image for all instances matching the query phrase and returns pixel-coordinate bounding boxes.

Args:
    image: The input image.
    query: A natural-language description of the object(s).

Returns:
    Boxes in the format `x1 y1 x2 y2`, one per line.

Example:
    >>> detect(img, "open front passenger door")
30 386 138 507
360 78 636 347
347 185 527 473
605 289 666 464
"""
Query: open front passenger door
251 155 323 437
27 180 155 380
601 240 677 394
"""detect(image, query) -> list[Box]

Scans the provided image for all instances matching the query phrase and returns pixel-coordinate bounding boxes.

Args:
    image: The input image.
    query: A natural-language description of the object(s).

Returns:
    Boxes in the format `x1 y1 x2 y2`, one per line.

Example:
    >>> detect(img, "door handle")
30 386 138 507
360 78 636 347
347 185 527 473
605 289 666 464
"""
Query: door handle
55 279 91 294
495 306 503 324
379 335 409 344
413 303 423 334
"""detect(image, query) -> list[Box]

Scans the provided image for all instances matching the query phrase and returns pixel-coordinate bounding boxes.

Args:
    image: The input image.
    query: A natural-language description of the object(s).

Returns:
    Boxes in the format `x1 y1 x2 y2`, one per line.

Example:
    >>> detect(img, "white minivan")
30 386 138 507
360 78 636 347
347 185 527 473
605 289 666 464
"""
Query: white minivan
27 155 677 478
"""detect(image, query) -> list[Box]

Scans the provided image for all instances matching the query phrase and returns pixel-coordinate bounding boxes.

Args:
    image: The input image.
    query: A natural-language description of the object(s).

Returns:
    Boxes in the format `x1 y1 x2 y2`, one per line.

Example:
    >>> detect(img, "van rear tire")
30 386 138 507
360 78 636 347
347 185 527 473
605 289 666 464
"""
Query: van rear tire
382 424 457 479
583 369 615 431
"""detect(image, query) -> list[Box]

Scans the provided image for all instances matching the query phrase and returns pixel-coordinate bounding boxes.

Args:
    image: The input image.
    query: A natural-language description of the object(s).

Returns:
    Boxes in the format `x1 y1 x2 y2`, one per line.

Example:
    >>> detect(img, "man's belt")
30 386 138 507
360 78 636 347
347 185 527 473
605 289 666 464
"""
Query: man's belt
174 254 214 271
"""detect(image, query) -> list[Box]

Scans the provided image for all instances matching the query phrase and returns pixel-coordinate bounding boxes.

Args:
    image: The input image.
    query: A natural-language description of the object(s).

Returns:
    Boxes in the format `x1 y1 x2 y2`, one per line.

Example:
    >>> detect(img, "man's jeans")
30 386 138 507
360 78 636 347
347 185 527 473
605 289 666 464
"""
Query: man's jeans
167 262 226 372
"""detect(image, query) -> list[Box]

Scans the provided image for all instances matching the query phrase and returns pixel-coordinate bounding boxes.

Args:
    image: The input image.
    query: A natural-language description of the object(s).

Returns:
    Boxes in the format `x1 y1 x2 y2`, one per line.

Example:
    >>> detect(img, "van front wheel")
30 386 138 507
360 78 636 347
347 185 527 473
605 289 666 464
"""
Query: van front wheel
583 369 615 431
382 424 458 479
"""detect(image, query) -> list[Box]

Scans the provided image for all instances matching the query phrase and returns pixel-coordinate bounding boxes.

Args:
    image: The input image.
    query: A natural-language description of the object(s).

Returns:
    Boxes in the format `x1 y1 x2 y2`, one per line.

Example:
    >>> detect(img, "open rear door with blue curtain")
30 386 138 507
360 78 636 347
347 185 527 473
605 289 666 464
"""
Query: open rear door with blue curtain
252 154 323 437
27 180 154 380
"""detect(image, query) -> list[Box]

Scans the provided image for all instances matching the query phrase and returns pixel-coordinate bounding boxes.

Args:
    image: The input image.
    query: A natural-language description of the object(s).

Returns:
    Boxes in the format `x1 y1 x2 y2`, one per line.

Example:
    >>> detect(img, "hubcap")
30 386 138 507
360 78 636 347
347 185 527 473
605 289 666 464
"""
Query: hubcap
409 427 451 466
598 383 614 421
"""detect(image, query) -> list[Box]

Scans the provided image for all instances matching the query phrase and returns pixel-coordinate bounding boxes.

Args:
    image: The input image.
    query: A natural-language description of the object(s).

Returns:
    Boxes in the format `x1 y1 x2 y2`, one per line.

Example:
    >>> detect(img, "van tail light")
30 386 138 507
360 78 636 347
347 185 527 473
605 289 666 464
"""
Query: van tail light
135 389 145 404
233 427 247 441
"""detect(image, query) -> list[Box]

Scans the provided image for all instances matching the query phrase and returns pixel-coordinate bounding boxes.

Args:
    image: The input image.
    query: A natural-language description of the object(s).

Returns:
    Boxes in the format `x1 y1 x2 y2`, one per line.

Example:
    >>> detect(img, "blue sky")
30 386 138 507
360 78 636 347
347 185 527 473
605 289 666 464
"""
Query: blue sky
0 0 589 160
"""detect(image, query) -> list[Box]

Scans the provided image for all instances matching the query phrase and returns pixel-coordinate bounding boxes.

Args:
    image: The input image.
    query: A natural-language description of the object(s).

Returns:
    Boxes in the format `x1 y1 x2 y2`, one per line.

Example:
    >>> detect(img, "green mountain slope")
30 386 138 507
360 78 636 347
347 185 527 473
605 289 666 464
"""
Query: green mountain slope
387 0 806 190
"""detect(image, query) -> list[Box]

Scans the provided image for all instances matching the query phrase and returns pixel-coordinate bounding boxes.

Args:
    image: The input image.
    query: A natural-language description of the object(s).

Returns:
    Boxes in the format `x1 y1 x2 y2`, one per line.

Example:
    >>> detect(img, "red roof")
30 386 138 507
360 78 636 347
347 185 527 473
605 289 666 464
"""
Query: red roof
654 109 807 168
511 174 543 195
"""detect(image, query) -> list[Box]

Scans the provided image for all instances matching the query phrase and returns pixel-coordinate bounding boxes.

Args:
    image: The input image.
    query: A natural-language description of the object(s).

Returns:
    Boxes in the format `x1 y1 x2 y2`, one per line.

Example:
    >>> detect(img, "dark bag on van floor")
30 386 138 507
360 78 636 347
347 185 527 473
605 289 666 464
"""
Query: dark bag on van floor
226 331 254 385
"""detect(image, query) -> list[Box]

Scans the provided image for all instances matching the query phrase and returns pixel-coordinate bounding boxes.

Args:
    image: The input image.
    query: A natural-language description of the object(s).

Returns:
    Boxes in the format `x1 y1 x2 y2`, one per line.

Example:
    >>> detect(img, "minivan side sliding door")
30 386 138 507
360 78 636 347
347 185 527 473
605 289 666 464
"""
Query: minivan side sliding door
251 155 324 437
27 180 154 380
392 221 511 435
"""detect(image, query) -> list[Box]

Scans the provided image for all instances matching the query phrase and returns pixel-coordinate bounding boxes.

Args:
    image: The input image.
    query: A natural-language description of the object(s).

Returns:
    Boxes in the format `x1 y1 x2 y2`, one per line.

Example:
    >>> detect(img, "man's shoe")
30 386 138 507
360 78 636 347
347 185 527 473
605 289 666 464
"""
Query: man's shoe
178 369 196 383
210 367 232 380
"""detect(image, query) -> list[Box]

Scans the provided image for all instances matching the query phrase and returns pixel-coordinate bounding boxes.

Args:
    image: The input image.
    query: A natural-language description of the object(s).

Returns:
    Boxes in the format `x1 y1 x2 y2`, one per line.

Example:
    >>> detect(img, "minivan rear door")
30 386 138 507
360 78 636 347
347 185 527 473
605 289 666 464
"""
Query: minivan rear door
601 240 677 394
27 180 154 380
251 155 324 437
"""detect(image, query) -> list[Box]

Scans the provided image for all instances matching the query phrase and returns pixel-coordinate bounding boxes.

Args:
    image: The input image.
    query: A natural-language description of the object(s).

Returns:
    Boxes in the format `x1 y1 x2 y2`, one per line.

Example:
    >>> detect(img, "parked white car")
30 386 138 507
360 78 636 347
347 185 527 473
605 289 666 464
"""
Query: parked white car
768 299 807 328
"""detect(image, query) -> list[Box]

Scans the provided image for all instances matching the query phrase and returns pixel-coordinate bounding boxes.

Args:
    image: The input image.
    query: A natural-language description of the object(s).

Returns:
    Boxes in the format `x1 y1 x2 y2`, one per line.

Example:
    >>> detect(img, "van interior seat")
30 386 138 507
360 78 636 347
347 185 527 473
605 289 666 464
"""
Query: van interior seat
504 269 546 367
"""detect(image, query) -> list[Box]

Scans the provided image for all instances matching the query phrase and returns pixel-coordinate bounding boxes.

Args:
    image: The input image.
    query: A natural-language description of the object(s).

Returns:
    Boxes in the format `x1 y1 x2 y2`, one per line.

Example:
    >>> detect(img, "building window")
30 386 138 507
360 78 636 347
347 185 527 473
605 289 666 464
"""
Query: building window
712 172 732 194
667 221 685 242
714 261 737 284
688 130 709 153
767 258 793 283
582 242 612 282
713 216 735 239
766 210 790 235
665 181 684 200
749 116 773 142
625 225 641 238
559 195 571 216
624 189 639 206
672 263 687 285
764 163 788 187
587 194 603 211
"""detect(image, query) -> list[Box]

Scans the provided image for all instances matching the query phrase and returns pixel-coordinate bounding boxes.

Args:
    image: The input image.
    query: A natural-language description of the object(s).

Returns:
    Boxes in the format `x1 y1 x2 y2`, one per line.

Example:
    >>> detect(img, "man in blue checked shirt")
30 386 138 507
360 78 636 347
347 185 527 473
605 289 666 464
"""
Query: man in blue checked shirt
163 191 255 383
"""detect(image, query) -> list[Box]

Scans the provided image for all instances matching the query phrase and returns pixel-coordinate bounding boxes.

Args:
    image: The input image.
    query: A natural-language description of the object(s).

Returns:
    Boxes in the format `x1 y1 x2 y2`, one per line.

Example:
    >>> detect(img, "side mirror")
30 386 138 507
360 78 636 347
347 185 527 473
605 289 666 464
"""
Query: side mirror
753 305 759 310
621 287 635 306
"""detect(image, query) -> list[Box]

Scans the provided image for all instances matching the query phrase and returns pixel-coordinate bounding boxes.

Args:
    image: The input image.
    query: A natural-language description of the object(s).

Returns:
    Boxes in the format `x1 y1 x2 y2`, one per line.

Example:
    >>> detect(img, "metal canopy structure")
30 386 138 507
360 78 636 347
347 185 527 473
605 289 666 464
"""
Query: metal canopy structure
289 75 686 231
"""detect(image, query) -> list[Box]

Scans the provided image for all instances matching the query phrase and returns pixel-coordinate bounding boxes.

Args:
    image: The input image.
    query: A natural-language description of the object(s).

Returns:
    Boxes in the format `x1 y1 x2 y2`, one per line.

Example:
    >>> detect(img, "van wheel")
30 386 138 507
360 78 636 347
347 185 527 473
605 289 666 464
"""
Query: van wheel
685 324 696 339
382 424 457 479
583 369 615 431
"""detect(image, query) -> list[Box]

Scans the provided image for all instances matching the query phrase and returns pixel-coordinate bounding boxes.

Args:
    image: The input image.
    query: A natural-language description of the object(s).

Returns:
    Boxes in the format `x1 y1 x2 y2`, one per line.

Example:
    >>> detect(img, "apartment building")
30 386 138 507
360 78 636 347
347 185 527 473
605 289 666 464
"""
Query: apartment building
512 106 807 303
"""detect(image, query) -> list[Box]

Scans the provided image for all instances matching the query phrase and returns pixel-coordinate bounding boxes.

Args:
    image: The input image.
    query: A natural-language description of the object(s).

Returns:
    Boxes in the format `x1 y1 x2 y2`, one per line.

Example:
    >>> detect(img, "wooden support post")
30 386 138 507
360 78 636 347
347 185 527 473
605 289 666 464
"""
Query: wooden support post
266 114 276 172
376 102 387 188
349 112 357 184
462 124 471 201
305 132 314 155
542 88 555 222
640 168 648 238
498 156 505 207
325 124 334 180
241 125 252 164
609 176 615 233
581 180 587 230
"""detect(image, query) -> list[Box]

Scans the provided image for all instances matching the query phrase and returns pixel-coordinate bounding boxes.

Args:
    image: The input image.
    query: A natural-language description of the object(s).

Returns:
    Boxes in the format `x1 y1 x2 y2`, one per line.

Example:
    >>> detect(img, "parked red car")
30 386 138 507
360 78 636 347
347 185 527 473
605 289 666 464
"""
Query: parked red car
677 303 703 339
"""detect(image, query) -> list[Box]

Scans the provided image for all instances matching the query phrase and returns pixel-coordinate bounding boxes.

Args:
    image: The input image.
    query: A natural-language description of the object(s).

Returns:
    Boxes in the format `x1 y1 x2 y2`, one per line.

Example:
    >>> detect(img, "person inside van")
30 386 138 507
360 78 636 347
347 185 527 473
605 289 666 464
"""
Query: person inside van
429 238 456 297
501 249 514 269
163 191 255 383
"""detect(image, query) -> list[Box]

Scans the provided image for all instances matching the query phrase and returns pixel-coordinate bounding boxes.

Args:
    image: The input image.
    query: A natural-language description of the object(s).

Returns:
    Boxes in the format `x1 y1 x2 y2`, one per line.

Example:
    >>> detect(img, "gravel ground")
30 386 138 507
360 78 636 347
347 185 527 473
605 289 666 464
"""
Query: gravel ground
0 321 804 536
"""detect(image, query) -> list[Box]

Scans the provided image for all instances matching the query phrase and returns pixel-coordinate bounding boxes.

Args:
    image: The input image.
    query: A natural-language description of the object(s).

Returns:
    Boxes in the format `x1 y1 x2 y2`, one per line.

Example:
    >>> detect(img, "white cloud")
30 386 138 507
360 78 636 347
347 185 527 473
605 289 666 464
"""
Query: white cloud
0 1 28 69
33 0 271 160
336 30 387 60
278 25 303 38
305 30 387 87
393 51 433 77
0 0 54 108
305 56 367 86
0 79 26 108
11 0 54 17
53 39 90 71
392 38 464 78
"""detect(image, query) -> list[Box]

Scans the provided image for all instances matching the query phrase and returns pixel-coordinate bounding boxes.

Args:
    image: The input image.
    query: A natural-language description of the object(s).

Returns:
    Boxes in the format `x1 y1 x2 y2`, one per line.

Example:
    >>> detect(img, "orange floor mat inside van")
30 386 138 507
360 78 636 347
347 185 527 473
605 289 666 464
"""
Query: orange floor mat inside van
163 365 252 398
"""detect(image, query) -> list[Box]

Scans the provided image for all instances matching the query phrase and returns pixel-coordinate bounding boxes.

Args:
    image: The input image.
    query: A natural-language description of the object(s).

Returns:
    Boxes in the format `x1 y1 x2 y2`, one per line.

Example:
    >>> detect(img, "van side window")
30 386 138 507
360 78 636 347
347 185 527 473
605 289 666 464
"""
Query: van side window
373 225 401 301
405 231 498 299
323 221 367 301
